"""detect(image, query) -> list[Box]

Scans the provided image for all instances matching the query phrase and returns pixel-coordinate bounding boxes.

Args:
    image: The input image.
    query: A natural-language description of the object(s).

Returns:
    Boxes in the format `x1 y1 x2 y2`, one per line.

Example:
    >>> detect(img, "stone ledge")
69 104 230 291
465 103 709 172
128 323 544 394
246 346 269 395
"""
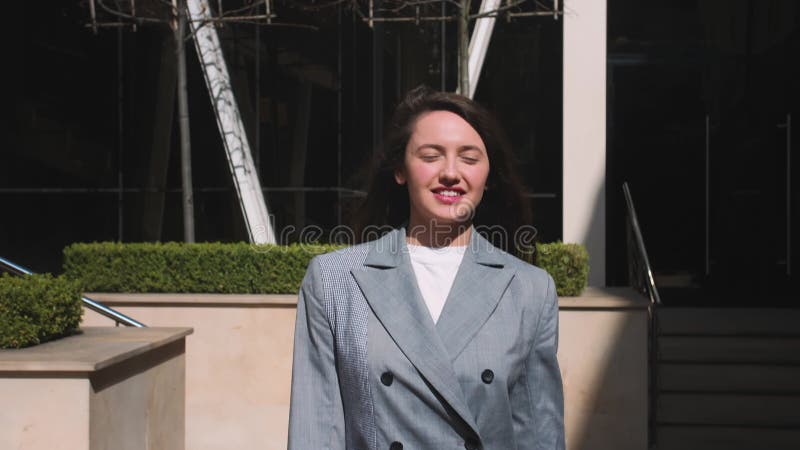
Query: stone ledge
85 288 649 310
558 287 650 310
0 327 193 373
86 292 298 307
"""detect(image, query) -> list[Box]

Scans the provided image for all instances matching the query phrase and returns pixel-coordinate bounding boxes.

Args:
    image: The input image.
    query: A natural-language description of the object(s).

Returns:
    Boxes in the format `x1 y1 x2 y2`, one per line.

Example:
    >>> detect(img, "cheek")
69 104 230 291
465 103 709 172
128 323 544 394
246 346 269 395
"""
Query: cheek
405 162 438 187
467 165 491 189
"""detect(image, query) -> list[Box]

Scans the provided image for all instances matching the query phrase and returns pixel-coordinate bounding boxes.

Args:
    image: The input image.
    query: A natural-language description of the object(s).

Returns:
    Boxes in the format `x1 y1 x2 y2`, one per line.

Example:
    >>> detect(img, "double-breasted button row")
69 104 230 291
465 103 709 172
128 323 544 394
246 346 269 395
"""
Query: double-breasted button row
383 370 492 386
381 369 485 450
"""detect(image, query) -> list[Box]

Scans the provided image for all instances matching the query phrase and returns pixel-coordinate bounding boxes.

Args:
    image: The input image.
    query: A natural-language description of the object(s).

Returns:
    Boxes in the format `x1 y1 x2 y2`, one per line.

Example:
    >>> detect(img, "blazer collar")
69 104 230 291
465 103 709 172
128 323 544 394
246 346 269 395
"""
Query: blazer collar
353 225 515 436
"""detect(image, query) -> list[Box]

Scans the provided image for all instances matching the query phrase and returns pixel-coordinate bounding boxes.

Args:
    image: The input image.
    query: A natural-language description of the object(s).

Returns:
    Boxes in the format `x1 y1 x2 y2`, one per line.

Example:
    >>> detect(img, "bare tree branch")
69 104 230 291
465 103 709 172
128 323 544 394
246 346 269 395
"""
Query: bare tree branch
376 0 462 14
293 0 353 12
89 0 559 29
469 0 527 20
216 1 260 18
96 0 166 25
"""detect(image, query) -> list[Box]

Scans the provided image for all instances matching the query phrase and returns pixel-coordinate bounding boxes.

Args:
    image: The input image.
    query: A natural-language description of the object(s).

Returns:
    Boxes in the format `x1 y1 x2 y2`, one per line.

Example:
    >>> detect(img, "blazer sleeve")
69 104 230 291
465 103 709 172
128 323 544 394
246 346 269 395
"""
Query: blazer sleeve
288 257 346 450
523 274 566 450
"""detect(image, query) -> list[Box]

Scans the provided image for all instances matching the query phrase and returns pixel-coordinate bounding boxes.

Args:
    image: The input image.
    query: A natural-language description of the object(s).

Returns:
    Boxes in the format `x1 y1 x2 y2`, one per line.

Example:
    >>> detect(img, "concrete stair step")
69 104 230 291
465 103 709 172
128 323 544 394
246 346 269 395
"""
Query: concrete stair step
654 307 800 449
657 393 800 427
657 308 800 336
658 363 800 393
657 425 800 450
658 336 800 363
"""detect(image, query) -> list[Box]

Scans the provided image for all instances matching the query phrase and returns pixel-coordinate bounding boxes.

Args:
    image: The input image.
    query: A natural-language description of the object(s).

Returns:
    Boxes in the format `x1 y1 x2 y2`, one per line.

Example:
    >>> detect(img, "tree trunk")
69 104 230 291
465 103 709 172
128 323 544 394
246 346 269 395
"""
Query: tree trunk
143 30 177 242
458 0 471 95
175 0 195 242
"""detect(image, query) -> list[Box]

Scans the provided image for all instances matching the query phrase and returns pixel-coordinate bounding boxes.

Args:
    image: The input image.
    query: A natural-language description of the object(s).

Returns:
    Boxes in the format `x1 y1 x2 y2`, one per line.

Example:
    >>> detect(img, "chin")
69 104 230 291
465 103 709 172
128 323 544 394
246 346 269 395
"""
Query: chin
430 216 472 228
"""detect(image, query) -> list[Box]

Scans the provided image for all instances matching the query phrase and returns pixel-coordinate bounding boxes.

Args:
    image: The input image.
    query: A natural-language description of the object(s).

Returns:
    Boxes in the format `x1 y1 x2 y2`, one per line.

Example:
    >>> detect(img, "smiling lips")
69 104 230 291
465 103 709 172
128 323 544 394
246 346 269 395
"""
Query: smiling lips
432 187 465 204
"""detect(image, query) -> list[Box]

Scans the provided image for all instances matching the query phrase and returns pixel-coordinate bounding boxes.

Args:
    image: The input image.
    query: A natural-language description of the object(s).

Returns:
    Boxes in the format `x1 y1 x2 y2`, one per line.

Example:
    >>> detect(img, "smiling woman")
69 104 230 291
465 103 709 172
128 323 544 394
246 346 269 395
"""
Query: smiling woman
288 86 565 450
394 109 491 246
356 85 532 251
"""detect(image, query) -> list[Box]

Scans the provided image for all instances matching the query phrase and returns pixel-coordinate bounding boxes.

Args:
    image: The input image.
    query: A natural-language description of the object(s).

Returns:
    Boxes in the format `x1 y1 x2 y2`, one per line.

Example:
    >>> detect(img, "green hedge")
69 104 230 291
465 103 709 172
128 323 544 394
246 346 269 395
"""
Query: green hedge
0 274 83 349
64 240 589 297
535 242 589 297
63 242 341 294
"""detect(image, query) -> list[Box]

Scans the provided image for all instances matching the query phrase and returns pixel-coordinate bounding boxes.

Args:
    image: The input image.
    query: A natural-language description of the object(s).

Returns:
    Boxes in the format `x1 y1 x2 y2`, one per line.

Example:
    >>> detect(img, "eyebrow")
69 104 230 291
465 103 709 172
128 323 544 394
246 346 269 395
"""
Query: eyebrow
415 144 485 153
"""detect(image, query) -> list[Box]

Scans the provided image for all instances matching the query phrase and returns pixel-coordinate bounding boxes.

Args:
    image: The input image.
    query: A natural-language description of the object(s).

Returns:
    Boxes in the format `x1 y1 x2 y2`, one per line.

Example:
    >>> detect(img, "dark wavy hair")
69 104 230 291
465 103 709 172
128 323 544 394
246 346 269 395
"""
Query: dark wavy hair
354 86 533 255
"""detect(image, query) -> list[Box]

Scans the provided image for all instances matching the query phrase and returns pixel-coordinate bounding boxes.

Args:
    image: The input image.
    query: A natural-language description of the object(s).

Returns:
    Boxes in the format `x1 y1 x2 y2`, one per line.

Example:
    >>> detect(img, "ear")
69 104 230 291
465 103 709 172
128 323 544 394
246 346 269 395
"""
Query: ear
394 169 406 185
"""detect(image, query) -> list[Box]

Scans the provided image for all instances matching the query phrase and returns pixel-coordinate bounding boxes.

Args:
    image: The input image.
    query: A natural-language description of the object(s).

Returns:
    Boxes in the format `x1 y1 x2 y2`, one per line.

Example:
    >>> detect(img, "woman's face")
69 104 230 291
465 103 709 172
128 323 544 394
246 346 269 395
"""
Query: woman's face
395 110 490 229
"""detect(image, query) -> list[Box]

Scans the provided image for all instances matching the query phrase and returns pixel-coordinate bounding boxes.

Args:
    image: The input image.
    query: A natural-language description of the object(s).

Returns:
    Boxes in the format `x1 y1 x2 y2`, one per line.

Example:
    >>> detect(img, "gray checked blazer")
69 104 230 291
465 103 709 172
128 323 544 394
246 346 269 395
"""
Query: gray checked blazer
288 226 565 450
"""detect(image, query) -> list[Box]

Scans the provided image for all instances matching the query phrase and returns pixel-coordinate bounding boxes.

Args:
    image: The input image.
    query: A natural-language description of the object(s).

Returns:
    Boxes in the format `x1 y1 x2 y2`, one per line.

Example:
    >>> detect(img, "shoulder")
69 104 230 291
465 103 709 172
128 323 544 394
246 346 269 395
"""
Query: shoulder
309 240 372 272
505 254 556 300
474 235 554 298
469 227 556 301
300 241 374 301
303 235 388 290
310 226 403 272
473 237 556 309
490 250 560 342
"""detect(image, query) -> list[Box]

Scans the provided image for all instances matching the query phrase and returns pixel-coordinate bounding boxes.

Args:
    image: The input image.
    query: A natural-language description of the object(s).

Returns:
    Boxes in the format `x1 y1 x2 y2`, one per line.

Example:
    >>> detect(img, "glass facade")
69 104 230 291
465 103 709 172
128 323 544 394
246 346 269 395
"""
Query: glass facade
2 1 563 273
607 0 800 304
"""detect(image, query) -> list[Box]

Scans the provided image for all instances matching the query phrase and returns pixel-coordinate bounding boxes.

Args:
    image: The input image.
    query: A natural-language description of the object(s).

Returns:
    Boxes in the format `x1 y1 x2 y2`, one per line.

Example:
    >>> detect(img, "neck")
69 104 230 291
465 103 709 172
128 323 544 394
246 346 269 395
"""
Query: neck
405 221 472 247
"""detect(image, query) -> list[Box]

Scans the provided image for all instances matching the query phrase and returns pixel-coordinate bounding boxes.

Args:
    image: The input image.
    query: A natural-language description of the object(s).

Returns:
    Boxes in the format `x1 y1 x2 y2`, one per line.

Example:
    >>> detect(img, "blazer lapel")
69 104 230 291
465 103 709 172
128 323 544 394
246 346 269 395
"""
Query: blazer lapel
435 229 516 360
351 227 481 435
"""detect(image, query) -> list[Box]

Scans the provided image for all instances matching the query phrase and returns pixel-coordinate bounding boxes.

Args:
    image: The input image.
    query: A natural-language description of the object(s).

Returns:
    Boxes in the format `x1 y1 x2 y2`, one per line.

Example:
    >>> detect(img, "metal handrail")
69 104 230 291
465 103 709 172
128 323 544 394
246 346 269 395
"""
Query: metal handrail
623 182 662 305
622 181 661 450
0 255 146 328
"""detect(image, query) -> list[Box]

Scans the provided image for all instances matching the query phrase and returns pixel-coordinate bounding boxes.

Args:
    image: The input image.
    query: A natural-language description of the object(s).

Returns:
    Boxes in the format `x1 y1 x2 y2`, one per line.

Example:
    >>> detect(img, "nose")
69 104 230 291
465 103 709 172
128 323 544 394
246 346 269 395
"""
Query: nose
439 155 460 184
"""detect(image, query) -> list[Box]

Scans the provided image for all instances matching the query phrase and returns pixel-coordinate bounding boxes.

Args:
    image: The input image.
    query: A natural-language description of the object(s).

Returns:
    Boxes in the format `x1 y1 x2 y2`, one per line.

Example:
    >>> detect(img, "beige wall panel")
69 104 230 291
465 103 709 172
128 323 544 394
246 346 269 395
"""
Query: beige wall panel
84 290 648 450
0 378 90 450
83 299 295 450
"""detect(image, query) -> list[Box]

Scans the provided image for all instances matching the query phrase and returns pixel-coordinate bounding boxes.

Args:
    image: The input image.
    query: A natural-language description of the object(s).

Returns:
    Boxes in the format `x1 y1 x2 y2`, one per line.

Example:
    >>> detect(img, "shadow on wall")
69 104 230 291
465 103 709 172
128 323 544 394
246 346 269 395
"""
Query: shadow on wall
559 294 649 450
560 183 650 450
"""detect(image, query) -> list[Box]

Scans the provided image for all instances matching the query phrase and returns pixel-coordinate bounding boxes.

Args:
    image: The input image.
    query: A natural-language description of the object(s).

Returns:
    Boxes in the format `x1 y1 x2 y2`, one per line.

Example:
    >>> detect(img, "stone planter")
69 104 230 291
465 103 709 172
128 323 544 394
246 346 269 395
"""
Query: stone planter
0 327 192 450
82 294 296 450
558 287 650 450
81 288 649 450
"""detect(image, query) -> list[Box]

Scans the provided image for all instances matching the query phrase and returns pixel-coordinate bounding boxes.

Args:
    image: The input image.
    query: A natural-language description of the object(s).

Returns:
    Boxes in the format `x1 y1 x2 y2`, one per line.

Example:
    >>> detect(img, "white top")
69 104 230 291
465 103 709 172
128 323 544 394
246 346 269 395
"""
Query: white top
406 244 468 323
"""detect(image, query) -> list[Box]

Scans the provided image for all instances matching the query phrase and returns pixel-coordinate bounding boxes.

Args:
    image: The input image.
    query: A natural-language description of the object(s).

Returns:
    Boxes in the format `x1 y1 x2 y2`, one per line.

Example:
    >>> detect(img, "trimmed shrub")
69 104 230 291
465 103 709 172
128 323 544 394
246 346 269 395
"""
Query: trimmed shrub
535 242 590 297
64 240 589 297
63 242 341 294
0 274 83 349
